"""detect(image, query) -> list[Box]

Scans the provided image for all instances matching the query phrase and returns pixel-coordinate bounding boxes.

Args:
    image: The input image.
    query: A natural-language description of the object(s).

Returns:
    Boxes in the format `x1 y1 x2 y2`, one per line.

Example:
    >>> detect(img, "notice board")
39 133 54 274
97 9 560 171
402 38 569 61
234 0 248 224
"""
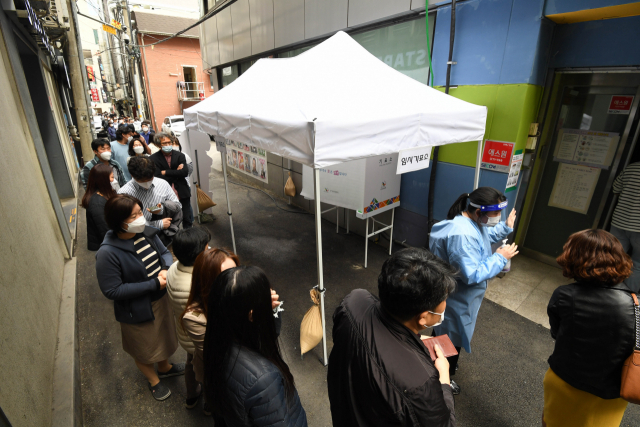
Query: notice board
553 129 619 169
548 163 600 214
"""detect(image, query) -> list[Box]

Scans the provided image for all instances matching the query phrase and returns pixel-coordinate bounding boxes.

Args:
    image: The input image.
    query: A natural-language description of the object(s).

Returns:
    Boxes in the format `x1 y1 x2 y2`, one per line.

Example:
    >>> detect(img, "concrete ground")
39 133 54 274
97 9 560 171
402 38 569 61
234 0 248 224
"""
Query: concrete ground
76 164 640 426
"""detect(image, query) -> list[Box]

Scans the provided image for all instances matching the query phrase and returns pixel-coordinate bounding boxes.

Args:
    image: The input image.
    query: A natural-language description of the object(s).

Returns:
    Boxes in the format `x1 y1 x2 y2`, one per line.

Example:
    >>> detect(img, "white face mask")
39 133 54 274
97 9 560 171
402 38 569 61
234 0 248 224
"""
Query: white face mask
173 145 180 152
427 308 446 328
127 136 133 143
142 127 148 132
135 179 153 190
99 151 112 161
133 145 144 154
110 180 120 191
483 215 501 227
123 215 146 233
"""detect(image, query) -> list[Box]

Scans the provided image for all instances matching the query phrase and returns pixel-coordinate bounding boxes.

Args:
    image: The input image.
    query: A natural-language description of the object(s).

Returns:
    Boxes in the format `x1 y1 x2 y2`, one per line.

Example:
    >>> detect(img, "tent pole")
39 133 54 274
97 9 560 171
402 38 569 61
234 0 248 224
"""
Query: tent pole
474 138 483 189
314 168 328 366
364 217 369 268
221 152 237 254
389 208 395 255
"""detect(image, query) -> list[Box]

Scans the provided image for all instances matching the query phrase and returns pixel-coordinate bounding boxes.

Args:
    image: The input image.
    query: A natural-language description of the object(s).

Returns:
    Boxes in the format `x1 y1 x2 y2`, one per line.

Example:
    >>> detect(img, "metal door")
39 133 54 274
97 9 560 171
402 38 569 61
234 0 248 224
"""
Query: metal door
522 72 640 262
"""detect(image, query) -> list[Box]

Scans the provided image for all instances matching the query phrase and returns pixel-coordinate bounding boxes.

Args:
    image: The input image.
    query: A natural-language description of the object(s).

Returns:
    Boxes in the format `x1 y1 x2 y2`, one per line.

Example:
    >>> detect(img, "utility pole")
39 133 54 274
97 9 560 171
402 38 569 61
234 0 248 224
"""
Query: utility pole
65 0 95 161
121 0 144 119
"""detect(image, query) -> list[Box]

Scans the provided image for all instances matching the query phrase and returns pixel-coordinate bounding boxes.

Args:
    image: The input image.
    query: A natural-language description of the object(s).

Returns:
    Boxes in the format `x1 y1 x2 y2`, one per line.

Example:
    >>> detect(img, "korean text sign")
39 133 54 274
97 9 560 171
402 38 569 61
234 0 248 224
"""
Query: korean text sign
396 145 432 174
481 140 515 173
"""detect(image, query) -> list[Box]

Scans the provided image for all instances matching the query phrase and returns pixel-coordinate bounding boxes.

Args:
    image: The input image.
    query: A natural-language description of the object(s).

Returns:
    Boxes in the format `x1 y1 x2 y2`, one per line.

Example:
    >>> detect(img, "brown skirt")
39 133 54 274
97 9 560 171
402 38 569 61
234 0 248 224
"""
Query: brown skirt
120 293 179 364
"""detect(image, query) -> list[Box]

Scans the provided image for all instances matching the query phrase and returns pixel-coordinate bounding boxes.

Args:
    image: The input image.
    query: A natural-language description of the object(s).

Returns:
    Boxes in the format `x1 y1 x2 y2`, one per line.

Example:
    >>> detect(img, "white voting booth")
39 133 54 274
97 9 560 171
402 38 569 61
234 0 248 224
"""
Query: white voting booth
184 31 487 365
300 156 401 268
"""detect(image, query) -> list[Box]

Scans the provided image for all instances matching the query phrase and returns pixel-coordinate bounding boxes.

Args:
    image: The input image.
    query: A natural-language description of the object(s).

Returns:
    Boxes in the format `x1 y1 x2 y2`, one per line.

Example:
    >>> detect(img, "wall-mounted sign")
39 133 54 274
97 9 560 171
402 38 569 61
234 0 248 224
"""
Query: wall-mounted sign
553 129 619 169
86 66 95 81
396 145 432 174
23 0 56 61
103 24 117 35
110 19 122 30
548 163 600 215
505 151 523 193
91 88 100 102
480 140 515 173
608 95 634 115
225 140 268 183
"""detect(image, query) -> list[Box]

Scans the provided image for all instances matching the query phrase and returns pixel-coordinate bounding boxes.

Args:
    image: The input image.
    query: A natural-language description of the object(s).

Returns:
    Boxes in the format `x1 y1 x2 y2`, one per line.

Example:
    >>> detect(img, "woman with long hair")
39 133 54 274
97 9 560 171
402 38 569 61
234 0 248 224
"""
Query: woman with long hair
181 248 239 388
428 186 519 395
203 266 307 426
81 163 117 251
543 229 636 427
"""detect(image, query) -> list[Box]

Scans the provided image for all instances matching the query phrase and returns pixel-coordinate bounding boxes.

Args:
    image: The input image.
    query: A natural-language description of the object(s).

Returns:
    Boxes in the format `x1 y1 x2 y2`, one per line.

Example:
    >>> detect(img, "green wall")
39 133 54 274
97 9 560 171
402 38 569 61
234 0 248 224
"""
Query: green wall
435 84 544 167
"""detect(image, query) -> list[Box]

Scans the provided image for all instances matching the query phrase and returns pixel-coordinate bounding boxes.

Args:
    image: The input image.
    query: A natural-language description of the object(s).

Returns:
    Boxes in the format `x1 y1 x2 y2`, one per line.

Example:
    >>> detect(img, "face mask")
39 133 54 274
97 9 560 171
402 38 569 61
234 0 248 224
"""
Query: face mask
142 127 148 132
133 145 144 154
135 179 153 190
110 123 114 127
127 136 133 143
162 146 173 153
99 151 112 161
426 308 446 328
173 146 180 152
123 215 146 233
483 215 501 227
110 180 120 191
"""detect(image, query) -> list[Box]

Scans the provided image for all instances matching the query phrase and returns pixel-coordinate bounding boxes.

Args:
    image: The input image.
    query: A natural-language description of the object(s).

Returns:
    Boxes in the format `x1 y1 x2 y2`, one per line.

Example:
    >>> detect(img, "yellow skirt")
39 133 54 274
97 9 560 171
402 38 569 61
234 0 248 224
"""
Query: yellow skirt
543 368 628 427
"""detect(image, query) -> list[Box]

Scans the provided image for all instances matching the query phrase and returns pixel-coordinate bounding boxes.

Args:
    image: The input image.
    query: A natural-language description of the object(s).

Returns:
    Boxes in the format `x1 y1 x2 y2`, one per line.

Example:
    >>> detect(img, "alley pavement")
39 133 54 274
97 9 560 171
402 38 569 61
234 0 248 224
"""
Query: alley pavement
76 165 640 426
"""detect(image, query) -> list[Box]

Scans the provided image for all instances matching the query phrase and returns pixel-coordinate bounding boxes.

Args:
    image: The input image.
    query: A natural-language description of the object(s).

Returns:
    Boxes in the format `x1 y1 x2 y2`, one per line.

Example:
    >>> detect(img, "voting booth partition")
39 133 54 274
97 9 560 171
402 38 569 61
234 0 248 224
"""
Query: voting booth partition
184 31 488 365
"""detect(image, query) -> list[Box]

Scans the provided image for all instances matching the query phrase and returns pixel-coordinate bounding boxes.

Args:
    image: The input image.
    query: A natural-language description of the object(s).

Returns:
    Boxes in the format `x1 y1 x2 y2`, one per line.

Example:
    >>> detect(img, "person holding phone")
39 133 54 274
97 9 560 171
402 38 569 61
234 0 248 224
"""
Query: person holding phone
96 194 184 401
429 187 518 395
328 248 457 427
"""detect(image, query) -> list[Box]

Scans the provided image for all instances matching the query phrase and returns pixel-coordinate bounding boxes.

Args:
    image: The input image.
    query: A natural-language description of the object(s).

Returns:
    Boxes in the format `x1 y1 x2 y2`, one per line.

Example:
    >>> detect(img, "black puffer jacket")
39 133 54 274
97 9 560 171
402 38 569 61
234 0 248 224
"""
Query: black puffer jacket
547 281 636 399
219 344 307 427
328 289 455 427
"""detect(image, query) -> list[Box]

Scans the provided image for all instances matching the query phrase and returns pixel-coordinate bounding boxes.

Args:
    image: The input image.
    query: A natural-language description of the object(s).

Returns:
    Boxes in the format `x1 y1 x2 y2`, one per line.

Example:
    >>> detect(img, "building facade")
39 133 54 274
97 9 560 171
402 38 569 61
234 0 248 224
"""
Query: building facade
196 0 640 266
134 11 215 132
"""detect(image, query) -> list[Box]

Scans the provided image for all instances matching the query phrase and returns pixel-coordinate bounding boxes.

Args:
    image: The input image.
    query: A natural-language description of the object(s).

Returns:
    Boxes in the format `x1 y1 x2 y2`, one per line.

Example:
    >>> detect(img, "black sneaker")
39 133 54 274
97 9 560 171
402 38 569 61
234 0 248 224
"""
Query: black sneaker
148 381 171 401
203 402 213 416
450 380 461 395
158 363 186 378
185 385 202 409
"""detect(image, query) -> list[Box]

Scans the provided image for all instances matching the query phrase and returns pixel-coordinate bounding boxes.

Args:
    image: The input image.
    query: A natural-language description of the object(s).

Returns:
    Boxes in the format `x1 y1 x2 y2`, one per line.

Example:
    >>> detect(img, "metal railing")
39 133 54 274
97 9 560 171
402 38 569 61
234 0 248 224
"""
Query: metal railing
177 81 205 101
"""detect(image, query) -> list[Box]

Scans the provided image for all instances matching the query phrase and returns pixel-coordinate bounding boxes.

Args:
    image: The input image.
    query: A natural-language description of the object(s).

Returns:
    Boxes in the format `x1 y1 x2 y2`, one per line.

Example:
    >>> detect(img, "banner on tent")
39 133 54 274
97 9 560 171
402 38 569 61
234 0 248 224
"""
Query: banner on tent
396 145 432 174
225 140 269 183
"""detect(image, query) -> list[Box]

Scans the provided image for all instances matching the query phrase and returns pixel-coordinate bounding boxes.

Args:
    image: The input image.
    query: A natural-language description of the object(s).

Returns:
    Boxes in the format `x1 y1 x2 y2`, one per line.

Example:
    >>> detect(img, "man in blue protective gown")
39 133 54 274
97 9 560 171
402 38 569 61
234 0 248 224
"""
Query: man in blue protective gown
429 187 519 395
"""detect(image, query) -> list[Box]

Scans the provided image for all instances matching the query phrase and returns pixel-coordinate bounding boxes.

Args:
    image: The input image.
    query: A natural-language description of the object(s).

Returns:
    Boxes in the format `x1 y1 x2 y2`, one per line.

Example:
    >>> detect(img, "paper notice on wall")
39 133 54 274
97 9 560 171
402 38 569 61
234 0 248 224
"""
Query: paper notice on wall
548 163 600 214
225 140 268 183
553 129 619 169
505 153 524 193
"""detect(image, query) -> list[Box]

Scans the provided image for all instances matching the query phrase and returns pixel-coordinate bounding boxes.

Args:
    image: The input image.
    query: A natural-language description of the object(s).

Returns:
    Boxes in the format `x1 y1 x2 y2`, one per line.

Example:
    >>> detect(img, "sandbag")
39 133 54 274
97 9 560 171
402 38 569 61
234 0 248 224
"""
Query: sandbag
196 184 216 212
300 289 322 355
284 172 296 197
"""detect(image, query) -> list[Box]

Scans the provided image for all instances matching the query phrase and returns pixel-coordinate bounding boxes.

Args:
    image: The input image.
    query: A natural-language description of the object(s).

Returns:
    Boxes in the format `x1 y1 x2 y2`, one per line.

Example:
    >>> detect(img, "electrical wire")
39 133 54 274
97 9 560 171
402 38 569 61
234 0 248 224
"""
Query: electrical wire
226 178 312 215
131 0 237 48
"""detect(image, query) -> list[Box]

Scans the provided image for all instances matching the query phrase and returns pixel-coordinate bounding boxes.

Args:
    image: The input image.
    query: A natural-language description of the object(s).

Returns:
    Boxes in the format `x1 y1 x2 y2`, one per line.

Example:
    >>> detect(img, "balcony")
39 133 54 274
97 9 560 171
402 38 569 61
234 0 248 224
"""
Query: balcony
177 82 205 101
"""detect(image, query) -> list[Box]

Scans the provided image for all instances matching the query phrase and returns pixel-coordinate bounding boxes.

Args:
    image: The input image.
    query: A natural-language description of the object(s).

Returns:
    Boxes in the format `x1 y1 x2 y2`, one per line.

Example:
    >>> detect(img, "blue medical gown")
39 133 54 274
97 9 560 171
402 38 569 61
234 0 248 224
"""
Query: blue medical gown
429 215 512 353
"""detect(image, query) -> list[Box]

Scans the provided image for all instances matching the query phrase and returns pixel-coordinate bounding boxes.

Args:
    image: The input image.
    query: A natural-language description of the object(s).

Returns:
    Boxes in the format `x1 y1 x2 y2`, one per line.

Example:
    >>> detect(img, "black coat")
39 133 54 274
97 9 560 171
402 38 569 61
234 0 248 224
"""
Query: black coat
547 281 636 399
95 227 173 324
86 193 109 251
328 289 455 427
219 344 307 427
150 151 190 199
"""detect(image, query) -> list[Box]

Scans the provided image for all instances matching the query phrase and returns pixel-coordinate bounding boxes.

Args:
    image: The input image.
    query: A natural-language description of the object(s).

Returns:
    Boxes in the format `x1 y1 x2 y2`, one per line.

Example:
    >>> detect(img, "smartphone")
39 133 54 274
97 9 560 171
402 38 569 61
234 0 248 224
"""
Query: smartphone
148 205 161 212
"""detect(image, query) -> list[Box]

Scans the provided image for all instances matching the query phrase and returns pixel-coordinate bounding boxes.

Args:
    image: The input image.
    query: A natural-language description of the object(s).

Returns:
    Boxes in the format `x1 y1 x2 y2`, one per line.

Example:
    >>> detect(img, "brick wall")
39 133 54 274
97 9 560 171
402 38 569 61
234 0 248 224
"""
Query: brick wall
138 34 214 131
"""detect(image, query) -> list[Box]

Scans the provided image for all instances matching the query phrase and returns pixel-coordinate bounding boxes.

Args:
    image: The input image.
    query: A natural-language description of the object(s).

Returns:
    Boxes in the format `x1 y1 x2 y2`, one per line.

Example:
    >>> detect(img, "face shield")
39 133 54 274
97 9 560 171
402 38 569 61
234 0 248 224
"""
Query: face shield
469 200 508 226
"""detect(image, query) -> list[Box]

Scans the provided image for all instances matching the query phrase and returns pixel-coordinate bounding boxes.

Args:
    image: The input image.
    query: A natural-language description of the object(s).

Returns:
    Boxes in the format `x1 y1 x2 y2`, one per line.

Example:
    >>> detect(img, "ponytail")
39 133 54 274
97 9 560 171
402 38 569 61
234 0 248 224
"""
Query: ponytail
447 193 470 220
446 187 506 220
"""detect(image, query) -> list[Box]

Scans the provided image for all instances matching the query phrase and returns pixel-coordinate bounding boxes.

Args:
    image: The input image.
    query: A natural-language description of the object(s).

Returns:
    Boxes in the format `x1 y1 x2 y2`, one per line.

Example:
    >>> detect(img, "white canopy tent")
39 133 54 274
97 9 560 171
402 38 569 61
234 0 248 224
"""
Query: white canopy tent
184 31 487 365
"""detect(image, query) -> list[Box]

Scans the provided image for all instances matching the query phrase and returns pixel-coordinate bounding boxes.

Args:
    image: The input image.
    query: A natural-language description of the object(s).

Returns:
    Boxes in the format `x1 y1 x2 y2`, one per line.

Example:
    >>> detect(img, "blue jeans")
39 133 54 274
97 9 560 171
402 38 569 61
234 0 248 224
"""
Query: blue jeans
610 225 640 293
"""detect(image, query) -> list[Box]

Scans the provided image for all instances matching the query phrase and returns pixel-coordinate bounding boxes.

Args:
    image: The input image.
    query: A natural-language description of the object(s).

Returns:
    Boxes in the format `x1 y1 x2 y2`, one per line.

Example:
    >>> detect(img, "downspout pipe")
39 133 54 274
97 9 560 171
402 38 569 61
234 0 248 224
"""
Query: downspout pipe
427 0 456 236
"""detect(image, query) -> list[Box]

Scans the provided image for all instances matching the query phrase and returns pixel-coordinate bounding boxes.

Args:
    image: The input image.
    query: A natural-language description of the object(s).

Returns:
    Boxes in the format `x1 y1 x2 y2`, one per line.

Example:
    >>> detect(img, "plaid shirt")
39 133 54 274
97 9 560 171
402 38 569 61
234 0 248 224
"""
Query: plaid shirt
80 156 126 189
117 177 181 229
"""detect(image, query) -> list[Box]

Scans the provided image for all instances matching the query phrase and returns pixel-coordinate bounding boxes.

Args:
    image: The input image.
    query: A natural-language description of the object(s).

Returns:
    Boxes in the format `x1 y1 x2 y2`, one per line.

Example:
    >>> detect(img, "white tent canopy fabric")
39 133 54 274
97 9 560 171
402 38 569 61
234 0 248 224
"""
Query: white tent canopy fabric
184 31 488 366
184 31 487 168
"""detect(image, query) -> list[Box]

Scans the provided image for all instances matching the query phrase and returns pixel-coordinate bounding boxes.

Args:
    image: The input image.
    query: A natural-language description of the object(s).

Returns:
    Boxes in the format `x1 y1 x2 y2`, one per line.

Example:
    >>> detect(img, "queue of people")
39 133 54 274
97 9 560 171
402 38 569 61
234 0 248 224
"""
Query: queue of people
82 172 637 426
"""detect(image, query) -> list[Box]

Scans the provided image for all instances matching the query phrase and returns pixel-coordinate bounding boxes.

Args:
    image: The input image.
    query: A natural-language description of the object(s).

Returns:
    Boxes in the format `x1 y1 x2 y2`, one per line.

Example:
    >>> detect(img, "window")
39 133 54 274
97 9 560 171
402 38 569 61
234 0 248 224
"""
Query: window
93 29 99 44
219 65 238 88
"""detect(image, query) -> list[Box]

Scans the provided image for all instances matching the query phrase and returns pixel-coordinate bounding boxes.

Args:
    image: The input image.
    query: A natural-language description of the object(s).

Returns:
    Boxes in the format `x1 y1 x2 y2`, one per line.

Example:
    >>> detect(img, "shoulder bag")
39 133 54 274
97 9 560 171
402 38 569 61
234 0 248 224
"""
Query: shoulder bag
620 293 640 404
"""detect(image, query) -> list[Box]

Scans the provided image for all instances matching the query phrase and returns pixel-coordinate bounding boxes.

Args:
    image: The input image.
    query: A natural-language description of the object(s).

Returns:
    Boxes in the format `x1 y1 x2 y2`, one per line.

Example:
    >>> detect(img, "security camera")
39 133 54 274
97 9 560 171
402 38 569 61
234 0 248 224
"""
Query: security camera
123 33 130 44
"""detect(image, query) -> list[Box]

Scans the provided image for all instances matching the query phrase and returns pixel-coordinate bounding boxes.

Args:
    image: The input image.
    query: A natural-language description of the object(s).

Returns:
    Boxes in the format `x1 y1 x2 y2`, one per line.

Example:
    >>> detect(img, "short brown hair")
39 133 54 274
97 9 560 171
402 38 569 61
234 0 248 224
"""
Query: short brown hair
556 229 632 285
104 194 143 233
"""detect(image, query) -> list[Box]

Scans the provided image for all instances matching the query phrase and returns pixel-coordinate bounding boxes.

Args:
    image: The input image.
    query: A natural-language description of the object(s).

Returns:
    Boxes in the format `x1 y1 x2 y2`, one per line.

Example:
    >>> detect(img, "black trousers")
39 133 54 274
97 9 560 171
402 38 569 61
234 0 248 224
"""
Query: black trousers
180 197 192 228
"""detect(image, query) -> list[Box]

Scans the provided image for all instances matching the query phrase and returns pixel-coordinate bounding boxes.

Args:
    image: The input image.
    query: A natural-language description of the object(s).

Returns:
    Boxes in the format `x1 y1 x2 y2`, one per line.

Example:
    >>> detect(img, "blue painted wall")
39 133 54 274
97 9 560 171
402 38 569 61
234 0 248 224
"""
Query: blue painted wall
399 162 518 221
544 0 640 15
549 15 640 68
431 0 550 86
